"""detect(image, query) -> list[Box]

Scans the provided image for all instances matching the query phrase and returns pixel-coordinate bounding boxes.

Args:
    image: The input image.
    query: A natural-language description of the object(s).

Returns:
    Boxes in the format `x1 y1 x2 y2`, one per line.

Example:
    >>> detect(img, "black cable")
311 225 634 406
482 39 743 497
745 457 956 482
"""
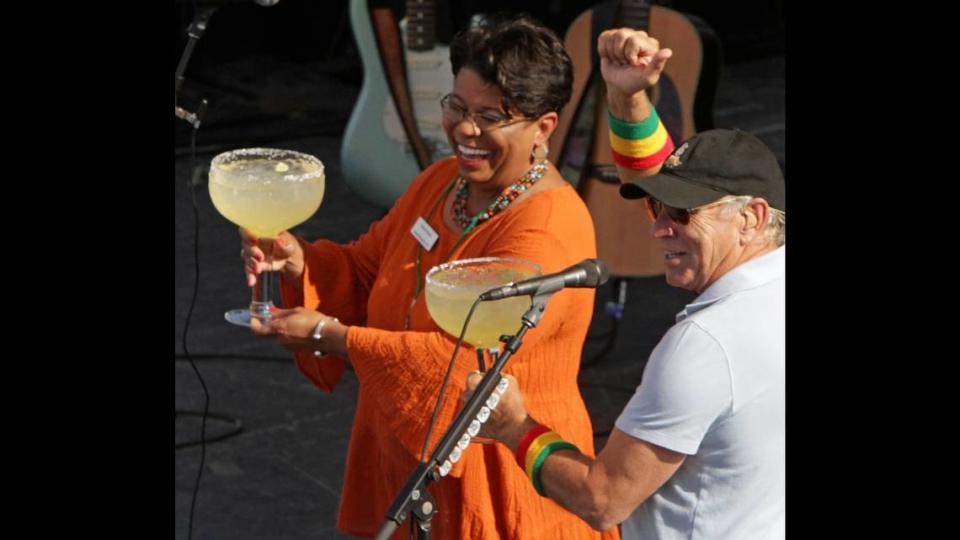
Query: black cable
175 410 244 449
182 106 209 540
176 4 241 536
418 297 483 462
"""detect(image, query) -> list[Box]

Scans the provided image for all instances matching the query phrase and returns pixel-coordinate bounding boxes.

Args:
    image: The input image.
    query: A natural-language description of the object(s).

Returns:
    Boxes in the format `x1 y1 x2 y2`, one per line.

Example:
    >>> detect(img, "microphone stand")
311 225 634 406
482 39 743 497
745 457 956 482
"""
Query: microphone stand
373 292 554 540
175 6 216 128
174 3 240 450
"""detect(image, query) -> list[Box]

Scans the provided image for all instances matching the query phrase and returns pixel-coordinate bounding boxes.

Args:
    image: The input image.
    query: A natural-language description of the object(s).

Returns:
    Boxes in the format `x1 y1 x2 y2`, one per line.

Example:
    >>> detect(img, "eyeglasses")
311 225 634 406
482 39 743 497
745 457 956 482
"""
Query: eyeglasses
644 196 751 225
440 94 528 133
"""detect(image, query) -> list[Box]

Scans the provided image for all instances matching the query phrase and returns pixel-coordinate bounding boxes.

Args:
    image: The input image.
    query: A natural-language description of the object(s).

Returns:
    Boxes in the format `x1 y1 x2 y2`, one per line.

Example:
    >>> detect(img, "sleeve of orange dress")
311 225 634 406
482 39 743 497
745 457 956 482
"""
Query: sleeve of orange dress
346 205 591 476
278 160 451 393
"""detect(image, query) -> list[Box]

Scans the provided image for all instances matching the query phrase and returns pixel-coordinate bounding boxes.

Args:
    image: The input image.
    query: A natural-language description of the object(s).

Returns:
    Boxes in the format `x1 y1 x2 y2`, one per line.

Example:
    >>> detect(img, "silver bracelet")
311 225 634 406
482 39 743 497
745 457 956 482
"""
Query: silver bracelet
312 316 339 358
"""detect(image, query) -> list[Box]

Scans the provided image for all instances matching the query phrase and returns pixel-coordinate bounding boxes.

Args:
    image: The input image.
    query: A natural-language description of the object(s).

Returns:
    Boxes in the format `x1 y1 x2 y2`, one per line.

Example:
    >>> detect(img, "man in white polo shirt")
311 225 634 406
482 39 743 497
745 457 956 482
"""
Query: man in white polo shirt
612 125 785 539
464 123 785 538
461 27 790 530
461 27 784 539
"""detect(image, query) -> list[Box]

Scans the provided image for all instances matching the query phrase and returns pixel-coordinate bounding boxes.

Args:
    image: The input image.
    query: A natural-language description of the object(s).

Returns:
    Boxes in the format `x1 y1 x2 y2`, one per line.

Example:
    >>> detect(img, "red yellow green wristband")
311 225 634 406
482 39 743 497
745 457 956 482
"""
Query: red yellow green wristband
525 431 564 478
608 108 675 171
515 424 550 468
531 440 579 496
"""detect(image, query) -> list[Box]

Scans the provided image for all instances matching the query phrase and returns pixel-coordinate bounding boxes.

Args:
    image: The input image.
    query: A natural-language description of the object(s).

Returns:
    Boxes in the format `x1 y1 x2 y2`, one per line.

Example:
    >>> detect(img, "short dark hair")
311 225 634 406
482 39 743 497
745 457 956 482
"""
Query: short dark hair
449 15 573 119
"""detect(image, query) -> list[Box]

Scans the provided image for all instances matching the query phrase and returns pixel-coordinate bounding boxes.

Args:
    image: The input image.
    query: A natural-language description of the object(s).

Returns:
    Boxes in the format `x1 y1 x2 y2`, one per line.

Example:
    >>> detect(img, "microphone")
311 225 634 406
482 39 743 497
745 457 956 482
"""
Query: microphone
479 259 609 301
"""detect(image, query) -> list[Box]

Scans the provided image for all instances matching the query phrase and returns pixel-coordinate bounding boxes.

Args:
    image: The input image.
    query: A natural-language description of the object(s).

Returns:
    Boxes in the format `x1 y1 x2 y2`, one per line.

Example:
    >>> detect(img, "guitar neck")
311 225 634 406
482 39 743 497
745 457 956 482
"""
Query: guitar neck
405 0 436 51
618 0 651 30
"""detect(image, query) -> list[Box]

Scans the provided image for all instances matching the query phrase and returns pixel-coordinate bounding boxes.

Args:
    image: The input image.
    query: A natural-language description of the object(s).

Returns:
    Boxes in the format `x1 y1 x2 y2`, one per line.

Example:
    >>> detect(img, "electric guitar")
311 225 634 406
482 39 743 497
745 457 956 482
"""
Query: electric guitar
341 0 454 209
550 0 720 277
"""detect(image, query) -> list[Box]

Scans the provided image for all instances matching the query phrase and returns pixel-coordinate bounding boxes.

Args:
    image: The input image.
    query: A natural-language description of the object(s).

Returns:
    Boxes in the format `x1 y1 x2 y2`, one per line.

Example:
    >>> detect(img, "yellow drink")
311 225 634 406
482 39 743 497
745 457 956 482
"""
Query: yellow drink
209 149 325 238
425 258 541 348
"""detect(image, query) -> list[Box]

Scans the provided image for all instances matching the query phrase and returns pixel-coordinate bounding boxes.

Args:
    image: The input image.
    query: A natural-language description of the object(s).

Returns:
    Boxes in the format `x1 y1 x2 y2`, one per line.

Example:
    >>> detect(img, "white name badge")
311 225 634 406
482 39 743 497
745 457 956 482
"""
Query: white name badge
411 217 439 251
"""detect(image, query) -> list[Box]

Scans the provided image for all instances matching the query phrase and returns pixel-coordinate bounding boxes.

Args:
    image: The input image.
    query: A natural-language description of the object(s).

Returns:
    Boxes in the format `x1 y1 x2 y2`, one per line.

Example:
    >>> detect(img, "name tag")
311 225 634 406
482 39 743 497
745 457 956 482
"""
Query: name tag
411 216 439 251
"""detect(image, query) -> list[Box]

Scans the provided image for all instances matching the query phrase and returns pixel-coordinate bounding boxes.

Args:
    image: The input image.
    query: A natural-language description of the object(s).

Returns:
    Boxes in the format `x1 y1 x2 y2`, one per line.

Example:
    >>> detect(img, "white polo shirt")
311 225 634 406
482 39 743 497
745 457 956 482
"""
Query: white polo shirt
614 246 785 540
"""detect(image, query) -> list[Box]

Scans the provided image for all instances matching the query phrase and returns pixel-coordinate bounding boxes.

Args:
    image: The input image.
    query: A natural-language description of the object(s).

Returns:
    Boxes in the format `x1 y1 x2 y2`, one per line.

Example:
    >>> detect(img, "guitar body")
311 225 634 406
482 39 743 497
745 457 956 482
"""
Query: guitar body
382 18 454 167
550 2 716 277
550 8 594 175
341 0 454 209
341 0 420 209
647 5 704 140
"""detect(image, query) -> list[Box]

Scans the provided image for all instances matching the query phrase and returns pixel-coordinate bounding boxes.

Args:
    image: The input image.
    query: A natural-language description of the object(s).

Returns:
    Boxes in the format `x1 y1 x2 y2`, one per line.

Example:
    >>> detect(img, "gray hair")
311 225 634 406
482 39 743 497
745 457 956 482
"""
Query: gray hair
765 208 786 246
716 195 785 247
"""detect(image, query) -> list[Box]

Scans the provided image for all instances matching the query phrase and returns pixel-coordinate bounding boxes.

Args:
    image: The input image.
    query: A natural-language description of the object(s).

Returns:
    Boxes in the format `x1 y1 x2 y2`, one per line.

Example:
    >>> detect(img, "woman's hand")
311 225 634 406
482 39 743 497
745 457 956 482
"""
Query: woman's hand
239 228 305 288
249 307 349 359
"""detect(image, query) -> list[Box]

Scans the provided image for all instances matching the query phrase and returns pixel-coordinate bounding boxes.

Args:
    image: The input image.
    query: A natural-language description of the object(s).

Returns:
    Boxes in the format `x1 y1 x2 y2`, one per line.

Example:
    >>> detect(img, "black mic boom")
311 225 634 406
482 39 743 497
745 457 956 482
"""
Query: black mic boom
479 259 609 301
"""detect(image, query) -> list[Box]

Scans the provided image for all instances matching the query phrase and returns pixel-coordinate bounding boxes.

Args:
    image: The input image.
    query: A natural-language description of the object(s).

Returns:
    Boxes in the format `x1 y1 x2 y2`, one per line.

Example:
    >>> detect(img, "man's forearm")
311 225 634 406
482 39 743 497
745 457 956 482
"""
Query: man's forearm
538 450 623 532
606 85 653 123
606 86 666 181
498 419 619 531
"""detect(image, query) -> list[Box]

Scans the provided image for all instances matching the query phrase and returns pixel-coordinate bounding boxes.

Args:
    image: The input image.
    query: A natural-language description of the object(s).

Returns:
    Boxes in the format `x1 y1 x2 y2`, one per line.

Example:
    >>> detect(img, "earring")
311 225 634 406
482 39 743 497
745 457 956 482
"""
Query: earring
530 142 549 163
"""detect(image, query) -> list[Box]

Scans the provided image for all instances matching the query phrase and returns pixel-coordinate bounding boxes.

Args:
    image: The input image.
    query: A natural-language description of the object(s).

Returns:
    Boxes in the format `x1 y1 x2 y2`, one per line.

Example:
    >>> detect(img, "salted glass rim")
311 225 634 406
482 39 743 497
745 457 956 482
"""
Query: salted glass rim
210 147 325 182
425 257 542 291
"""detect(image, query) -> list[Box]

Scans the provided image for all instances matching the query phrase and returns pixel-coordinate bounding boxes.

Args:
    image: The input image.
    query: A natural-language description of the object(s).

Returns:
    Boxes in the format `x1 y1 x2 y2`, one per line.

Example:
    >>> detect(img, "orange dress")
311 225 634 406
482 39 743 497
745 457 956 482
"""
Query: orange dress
281 157 619 540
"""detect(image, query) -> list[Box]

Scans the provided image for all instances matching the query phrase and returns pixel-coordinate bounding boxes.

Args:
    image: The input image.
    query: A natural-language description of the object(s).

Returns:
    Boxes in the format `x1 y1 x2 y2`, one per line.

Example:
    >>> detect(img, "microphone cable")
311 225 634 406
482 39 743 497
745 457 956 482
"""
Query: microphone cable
176 4 245 539
410 297 481 540
180 103 210 540
418 297 484 464
412 297 486 539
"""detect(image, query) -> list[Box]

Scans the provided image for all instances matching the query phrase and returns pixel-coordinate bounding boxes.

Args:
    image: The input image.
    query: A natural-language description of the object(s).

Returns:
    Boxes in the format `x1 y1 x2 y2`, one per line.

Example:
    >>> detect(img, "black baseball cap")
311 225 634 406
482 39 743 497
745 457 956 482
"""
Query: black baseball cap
619 129 785 211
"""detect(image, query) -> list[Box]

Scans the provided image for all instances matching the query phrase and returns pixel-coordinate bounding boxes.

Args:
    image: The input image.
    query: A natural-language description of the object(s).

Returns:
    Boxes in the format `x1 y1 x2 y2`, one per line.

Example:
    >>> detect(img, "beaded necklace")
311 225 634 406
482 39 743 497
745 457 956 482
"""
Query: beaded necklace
405 159 550 329
452 159 549 230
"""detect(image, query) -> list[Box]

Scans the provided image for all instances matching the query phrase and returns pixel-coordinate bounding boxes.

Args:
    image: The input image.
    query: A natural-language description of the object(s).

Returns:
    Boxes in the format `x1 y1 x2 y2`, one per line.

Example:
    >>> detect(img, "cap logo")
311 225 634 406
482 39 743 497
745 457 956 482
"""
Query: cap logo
665 142 689 169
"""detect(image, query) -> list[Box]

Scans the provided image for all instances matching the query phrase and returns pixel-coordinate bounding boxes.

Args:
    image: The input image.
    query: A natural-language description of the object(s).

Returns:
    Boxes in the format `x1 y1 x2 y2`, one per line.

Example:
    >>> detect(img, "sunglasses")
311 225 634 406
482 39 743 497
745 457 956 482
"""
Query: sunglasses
645 198 693 224
644 196 750 225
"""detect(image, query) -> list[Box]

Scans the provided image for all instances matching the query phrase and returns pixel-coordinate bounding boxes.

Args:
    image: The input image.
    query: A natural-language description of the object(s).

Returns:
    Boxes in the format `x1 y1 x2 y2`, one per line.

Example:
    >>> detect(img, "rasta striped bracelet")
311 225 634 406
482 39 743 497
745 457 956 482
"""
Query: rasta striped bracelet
515 424 550 467
608 107 675 170
515 423 581 496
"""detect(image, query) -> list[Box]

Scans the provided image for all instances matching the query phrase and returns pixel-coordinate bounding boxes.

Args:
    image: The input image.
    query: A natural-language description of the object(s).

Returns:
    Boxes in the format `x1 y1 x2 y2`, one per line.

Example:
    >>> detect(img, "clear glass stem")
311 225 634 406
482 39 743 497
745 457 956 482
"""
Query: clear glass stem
250 271 275 322
249 239 276 323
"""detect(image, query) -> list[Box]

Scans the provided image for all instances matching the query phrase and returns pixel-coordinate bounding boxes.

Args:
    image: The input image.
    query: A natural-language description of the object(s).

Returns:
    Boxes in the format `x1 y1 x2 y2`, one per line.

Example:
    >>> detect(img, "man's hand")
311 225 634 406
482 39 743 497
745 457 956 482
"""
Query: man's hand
599 28 672 98
462 372 539 452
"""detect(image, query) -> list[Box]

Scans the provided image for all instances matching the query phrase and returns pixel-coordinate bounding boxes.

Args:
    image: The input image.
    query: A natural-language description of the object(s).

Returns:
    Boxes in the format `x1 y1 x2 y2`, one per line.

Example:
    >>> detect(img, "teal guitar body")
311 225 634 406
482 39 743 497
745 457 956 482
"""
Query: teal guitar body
341 0 453 209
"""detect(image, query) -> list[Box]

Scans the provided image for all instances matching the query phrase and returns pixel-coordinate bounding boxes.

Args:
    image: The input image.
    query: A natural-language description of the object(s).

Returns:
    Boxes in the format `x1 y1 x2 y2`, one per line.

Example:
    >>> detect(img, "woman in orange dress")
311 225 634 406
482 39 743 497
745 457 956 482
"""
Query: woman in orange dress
240 16 619 540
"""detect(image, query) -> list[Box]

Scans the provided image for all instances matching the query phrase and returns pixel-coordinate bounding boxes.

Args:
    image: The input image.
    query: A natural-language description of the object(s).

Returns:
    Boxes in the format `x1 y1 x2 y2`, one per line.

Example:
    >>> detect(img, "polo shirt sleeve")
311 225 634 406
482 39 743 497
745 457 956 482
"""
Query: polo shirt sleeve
614 320 732 455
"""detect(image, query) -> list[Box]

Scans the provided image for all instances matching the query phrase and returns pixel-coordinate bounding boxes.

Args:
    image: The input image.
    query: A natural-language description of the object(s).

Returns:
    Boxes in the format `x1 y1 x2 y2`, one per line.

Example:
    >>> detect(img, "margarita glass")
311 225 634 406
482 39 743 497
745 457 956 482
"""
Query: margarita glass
425 257 541 351
209 147 325 326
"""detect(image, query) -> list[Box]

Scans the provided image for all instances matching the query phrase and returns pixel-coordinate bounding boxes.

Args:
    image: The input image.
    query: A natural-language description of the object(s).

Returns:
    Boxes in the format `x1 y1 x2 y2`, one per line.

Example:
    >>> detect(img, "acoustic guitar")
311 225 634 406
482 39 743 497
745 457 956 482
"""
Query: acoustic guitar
341 0 454 209
550 0 720 277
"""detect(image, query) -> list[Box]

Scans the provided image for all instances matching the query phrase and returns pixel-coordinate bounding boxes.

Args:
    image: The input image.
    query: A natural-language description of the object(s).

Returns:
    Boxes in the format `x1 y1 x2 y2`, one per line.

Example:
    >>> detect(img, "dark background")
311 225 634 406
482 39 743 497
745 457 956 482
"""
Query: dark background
174 0 784 154
174 0 783 66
